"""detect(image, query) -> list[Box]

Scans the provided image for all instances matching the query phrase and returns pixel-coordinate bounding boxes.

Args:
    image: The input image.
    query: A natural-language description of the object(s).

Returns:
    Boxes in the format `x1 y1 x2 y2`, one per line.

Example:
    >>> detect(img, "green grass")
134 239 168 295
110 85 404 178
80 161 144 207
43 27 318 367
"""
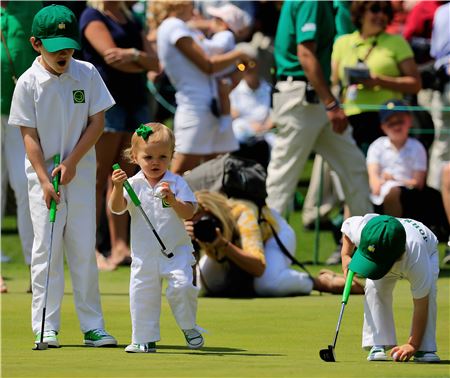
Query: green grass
1 213 450 378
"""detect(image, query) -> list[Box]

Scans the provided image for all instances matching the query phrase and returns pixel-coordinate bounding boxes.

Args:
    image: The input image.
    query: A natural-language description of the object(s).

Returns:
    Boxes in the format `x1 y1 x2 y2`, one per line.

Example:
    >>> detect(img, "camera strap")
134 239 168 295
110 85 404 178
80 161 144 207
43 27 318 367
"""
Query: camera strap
355 36 378 64
258 209 314 279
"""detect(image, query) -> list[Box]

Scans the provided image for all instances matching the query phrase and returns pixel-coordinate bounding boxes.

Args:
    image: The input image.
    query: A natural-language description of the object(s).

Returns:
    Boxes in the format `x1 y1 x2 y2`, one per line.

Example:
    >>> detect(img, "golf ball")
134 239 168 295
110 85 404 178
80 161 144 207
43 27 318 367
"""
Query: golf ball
154 186 166 199
392 352 400 361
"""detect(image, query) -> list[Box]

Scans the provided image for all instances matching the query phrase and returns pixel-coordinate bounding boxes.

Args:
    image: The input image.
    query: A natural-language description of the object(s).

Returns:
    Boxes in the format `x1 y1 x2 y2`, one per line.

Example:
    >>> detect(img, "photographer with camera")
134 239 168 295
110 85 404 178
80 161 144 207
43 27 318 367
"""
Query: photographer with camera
185 190 364 297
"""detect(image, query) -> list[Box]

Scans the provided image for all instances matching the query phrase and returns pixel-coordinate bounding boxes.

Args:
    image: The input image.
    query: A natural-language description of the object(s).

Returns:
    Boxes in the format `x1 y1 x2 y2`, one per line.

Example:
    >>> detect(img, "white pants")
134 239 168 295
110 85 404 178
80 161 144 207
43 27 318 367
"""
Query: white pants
267 81 372 216
362 252 439 351
198 211 314 297
28 154 105 334
423 83 450 189
302 154 344 226
1 116 33 264
129 249 199 343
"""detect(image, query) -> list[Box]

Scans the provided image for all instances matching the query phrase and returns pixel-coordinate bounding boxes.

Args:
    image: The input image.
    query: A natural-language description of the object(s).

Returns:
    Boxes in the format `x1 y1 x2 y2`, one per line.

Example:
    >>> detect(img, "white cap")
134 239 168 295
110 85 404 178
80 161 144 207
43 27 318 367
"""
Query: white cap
206 4 251 35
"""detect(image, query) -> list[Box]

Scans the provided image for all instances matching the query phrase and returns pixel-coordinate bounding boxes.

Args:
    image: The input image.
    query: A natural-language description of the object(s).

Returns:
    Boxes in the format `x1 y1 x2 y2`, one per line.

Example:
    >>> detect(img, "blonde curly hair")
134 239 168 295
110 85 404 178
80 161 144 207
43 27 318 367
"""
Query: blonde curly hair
148 1 192 29
123 122 175 163
194 190 237 243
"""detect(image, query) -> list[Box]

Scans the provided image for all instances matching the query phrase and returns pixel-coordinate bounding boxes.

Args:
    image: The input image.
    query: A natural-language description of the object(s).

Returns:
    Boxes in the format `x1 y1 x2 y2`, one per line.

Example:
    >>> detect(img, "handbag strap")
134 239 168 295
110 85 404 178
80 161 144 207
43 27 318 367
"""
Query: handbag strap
1 29 18 85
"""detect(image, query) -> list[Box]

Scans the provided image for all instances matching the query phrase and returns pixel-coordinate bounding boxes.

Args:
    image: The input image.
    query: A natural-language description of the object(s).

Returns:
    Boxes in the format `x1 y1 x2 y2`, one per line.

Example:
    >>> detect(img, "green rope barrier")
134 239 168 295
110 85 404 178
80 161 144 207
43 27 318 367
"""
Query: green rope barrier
341 103 450 112
147 80 176 115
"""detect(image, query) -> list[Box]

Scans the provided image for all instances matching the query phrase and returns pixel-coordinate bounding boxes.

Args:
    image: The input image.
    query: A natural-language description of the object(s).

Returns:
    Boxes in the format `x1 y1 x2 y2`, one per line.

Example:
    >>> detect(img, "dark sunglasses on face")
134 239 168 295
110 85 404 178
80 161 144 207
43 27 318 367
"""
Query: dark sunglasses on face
368 3 390 15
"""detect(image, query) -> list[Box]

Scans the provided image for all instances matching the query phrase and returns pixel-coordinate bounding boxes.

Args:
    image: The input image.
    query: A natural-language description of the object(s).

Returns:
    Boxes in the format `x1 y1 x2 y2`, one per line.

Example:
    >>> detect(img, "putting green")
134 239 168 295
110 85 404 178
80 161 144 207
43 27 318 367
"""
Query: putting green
2 216 449 377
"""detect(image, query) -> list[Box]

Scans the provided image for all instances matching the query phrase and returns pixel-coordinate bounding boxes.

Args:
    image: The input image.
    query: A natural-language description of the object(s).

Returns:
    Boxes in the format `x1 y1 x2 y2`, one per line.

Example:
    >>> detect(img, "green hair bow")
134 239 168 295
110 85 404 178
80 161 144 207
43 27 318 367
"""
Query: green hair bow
135 124 153 140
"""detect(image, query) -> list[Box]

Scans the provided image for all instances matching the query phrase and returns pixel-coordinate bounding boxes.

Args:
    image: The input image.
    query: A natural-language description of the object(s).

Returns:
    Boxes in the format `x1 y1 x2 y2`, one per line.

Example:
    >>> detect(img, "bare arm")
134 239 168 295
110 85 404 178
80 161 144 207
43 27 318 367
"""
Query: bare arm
362 58 422 94
159 182 196 220
184 220 266 277
402 170 426 190
341 234 356 277
390 295 429 361
55 111 104 185
20 127 59 209
298 41 348 134
175 36 249 74
84 21 159 73
367 162 384 195
109 168 128 213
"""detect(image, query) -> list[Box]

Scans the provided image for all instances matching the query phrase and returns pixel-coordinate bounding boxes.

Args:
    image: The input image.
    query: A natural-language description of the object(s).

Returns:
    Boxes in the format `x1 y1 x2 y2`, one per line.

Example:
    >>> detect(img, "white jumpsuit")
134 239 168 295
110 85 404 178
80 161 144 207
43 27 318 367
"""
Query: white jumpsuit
111 170 199 344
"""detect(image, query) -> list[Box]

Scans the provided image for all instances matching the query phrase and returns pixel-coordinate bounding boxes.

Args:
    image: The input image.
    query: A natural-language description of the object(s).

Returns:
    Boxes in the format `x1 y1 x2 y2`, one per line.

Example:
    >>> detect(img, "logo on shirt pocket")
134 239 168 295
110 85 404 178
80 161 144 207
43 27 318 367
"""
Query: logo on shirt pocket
73 90 85 104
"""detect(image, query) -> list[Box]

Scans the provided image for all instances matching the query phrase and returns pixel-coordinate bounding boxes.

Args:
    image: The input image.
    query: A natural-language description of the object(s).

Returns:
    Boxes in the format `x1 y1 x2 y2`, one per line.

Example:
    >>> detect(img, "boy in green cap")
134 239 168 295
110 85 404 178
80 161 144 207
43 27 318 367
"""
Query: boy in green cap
8 5 117 348
340 214 440 363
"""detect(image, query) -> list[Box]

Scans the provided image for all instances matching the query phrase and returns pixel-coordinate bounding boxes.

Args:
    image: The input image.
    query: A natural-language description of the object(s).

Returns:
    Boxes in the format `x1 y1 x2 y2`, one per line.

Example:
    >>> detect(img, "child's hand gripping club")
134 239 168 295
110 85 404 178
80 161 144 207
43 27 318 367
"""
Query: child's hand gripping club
112 164 173 258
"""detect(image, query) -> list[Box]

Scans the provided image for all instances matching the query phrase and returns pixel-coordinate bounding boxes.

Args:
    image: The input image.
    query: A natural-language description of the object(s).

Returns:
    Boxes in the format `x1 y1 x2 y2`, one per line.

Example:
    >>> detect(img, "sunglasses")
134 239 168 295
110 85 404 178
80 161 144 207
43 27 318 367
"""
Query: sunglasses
368 3 390 15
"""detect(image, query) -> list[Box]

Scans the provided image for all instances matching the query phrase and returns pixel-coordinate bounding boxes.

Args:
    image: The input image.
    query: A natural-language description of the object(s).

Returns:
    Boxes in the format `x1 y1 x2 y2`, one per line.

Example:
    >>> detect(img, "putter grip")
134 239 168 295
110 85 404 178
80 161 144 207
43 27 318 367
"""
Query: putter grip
341 270 355 305
49 154 60 223
112 164 141 206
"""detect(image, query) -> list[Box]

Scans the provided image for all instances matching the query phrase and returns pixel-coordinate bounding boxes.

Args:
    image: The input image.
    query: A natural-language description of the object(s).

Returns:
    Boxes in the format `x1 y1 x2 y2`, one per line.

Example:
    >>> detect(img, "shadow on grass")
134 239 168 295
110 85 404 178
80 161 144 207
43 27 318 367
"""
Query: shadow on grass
59 344 284 357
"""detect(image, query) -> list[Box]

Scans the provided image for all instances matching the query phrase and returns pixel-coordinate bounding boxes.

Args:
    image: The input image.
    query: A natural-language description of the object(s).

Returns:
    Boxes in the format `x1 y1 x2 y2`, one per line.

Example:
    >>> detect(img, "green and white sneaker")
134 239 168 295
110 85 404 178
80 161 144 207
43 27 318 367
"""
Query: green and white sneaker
83 329 117 347
35 330 60 348
182 328 204 349
413 351 440 363
367 346 387 361
125 342 156 353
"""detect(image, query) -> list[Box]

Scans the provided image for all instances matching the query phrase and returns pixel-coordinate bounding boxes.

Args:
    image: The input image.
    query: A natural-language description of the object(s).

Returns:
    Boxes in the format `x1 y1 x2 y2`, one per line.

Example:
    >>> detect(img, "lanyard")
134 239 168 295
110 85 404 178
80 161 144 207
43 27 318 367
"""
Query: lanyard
355 36 378 64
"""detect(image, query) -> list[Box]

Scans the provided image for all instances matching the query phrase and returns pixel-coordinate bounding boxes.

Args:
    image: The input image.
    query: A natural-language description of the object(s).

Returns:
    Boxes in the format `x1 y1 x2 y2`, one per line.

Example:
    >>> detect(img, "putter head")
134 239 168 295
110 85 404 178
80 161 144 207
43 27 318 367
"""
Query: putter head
33 342 48 350
319 345 336 362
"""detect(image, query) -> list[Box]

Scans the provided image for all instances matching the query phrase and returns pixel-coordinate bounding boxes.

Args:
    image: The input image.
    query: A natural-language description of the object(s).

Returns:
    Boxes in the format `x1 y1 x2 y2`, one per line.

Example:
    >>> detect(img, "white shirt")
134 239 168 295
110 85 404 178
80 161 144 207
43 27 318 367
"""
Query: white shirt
113 170 197 256
157 17 212 112
230 79 272 142
342 214 439 298
9 57 115 163
367 137 427 205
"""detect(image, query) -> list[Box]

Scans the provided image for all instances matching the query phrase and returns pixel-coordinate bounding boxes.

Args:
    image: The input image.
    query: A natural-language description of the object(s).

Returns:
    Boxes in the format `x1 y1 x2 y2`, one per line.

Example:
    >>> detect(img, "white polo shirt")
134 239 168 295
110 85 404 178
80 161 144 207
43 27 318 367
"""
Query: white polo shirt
9 57 115 163
366 136 427 182
342 214 439 299
115 170 197 256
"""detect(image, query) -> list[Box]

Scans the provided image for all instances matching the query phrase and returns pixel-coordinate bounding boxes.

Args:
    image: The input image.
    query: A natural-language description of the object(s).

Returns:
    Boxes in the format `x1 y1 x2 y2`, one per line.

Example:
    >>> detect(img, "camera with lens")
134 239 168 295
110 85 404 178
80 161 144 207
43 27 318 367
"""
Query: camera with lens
193 215 222 243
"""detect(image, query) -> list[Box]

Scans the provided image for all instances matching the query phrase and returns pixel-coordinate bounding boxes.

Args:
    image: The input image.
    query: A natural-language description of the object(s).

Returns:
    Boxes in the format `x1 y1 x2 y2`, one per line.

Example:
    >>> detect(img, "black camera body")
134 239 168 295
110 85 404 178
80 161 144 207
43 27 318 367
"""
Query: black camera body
193 215 222 243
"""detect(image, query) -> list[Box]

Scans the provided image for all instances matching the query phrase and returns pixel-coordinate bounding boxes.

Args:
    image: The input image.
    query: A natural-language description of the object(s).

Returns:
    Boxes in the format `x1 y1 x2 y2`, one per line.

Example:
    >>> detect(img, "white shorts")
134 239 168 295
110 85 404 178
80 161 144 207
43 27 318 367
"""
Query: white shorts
174 108 239 155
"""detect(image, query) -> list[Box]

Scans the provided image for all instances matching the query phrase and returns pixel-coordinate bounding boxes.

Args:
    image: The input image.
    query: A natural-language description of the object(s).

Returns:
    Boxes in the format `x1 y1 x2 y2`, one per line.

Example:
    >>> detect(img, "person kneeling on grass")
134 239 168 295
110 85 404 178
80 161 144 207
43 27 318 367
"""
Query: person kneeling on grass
340 214 440 363
110 123 203 353
185 190 364 298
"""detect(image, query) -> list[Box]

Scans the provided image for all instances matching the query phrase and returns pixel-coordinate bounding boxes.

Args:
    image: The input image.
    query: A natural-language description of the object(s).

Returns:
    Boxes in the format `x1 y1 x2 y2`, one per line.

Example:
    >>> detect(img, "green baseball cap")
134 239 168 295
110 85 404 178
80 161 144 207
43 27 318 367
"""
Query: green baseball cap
32 5 80 52
349 215 406 280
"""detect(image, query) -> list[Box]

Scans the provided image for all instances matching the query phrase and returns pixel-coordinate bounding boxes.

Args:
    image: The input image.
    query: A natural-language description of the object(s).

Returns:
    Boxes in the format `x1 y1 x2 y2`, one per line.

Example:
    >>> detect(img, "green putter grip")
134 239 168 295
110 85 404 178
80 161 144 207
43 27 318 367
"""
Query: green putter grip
112 164 141 206
49 154 60 223
341 270 355 305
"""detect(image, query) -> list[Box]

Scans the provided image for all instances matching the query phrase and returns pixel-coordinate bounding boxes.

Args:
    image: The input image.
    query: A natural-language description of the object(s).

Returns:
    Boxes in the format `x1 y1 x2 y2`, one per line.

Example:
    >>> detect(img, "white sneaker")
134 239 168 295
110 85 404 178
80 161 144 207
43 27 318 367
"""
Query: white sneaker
413 351 440 363
125 342 156 353
367 346 387 361
35 330 60 348
182 328 204 349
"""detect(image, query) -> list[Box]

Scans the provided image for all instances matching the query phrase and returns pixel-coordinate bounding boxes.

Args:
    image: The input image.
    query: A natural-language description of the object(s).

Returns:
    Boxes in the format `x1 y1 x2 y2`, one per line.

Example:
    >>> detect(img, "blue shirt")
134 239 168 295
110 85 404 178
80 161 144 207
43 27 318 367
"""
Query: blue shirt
79 7 148 108
430 3 450 70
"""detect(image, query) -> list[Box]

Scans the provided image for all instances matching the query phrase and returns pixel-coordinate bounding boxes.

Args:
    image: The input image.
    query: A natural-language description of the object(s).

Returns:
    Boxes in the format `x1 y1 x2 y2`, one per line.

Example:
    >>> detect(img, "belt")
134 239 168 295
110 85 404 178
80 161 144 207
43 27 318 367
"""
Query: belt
277 75 308 82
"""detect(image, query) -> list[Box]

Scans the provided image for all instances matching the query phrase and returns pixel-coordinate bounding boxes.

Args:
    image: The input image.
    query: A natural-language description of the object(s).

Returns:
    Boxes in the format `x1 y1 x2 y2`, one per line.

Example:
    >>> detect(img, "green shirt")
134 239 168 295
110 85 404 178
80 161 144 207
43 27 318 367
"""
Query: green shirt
332 31 414 116
1 1 42 115
274 1 335 83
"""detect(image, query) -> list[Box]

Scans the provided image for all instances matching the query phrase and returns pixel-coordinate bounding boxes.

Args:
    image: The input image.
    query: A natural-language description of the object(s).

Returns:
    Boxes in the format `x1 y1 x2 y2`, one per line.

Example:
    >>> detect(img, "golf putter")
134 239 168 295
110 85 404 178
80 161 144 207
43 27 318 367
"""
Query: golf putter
34 154 60 351
319 270 356 362
112 164 173 258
